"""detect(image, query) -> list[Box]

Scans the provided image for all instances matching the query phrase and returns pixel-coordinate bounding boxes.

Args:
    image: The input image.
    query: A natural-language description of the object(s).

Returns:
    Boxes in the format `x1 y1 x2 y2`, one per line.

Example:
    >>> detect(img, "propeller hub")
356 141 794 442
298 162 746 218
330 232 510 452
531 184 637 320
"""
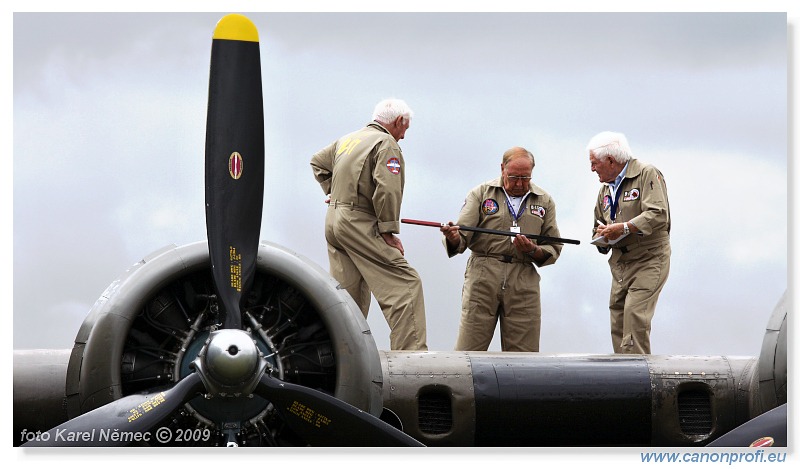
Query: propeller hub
204 329 259 386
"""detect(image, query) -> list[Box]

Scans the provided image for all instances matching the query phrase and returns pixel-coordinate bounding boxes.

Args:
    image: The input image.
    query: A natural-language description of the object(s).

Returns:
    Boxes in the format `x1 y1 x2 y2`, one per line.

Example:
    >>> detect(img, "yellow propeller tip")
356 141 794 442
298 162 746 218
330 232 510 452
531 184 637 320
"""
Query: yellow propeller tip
213 14 259 42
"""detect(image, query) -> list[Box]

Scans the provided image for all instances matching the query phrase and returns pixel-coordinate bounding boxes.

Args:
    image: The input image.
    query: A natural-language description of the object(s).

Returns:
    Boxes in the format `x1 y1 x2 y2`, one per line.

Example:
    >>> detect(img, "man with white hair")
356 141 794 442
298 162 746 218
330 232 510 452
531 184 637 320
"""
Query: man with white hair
310 98 427 350
588 131 671 354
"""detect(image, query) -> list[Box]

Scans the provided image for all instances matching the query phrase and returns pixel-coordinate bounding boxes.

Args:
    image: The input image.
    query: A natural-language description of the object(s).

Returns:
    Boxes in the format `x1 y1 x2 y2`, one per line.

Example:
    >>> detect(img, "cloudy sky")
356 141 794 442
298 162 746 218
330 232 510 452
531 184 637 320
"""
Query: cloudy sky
4 1 797 464
11 10 790 360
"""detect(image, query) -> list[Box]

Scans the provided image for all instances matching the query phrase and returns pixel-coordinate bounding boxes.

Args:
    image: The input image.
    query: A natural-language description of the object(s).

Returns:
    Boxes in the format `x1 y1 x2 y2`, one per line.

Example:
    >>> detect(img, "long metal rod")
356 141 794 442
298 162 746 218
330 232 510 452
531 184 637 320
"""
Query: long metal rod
401 218 580 245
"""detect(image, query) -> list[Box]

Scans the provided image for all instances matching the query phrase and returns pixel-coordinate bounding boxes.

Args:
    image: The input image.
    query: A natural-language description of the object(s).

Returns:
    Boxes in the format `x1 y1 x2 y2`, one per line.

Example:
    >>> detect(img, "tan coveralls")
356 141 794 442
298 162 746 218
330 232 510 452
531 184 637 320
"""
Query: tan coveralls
310 122 427 351
445 177 562 351
594 158 671 354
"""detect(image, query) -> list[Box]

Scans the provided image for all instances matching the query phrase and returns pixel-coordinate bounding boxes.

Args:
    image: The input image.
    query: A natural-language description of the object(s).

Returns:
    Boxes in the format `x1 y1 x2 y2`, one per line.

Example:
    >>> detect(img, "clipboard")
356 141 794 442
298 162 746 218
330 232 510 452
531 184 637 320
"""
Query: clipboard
591 232 629 246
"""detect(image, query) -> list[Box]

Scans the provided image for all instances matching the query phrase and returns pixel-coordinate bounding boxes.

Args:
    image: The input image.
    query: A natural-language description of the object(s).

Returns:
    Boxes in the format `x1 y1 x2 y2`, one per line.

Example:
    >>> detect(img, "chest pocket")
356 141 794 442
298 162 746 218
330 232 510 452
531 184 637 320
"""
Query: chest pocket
619 187 641 219
622 188 641 203
523 204 546 233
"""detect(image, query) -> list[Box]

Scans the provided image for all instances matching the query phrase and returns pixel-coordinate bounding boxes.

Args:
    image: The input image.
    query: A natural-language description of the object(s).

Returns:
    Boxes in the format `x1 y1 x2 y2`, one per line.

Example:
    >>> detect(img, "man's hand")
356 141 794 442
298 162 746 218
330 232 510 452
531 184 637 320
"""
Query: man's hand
440 222 461 248
381 232 405 255
595 222 634 240
513 234 539 257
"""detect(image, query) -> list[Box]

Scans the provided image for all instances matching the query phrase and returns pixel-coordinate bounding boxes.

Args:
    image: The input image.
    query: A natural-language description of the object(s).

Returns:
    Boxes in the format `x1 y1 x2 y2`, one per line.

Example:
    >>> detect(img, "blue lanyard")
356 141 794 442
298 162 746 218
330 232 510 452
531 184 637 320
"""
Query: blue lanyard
609 190 620 221
607 163 628 222
503 189 529 226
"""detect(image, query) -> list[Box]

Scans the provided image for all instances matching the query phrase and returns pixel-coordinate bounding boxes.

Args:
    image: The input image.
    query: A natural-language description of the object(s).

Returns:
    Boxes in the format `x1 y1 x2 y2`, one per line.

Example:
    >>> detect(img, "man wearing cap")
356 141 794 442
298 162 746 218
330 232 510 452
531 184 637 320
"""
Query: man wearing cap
310 98 427 351
440 147 562 352
588 131 671 354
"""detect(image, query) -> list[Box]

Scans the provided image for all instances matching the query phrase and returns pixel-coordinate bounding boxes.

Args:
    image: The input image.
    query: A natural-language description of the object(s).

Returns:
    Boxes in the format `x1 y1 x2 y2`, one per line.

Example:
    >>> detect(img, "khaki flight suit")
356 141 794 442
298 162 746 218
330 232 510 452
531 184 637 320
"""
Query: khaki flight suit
594 158 671 354
310 122 427 351
444 177 562 352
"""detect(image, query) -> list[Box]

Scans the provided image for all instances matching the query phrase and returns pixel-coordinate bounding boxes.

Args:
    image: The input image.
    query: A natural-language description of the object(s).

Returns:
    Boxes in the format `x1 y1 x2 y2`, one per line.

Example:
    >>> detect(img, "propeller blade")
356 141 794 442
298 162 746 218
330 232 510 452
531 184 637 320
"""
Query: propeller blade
255 373 424 447
22 373 205 447
205 14 265 330
707 403 787 447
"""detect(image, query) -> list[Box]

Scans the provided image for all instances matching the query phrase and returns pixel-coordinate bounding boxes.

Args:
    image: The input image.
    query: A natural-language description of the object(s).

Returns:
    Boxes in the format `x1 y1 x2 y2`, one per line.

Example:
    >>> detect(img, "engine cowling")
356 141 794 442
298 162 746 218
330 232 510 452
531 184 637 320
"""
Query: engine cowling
64 240 383 446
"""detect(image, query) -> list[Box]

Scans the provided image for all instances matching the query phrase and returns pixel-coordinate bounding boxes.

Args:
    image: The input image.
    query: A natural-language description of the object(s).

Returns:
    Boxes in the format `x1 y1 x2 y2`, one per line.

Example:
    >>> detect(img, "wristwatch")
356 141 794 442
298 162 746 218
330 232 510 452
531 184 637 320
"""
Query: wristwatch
623 222 630 235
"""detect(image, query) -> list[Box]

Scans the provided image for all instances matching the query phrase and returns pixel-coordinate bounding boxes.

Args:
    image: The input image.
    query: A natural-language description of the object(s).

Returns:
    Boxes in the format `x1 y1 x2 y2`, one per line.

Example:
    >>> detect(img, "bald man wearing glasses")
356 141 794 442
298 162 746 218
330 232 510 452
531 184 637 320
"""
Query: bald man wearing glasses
441 147 563 352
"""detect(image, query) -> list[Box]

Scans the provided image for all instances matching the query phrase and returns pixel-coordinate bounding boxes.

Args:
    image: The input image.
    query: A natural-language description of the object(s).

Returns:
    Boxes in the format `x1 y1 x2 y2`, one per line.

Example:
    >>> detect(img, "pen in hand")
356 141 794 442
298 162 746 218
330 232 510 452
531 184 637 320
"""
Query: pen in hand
595 219 607 238
596 220 606 234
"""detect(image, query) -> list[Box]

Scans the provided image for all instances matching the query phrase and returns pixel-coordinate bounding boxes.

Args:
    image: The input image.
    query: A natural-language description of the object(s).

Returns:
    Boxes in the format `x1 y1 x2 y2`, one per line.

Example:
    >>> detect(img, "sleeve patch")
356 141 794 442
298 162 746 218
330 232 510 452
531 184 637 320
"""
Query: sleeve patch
386 157 401 174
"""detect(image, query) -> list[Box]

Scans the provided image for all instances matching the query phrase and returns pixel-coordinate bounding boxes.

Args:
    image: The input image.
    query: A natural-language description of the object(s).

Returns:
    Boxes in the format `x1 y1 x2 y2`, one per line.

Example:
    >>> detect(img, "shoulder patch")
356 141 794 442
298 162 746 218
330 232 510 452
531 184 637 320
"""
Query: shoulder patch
481 198 499 215
386 157 401 175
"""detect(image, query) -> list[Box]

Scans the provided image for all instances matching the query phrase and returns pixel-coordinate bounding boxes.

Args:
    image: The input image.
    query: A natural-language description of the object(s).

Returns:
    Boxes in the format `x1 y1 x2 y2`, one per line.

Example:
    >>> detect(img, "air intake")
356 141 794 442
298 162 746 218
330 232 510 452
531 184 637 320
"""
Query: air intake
418 391 452 434
678 389 713 435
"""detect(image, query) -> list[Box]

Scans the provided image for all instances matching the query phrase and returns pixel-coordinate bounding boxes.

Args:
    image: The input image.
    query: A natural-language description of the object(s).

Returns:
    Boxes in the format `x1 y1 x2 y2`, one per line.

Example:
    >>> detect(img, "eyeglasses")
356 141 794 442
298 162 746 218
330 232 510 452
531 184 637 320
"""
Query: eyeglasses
506 175 531 182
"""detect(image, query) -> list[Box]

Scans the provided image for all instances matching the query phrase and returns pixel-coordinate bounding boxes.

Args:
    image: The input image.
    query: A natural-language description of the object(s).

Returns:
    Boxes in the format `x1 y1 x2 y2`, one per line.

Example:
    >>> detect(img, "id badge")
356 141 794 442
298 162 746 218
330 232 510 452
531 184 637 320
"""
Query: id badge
510 225 520 243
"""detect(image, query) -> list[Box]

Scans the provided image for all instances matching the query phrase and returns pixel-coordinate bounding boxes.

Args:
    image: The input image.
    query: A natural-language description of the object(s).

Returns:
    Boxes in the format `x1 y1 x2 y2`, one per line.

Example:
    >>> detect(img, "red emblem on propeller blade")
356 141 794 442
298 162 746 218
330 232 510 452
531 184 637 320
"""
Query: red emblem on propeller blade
750 437 774 447
229 152 243 180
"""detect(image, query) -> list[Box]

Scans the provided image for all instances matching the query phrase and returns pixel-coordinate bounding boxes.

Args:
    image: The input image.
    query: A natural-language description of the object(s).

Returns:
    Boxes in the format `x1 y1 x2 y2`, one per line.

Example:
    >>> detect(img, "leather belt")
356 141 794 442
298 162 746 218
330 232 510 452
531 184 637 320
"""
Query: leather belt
473 253 531 264
328 200 374 215
613 231 670 253
328 200 355 208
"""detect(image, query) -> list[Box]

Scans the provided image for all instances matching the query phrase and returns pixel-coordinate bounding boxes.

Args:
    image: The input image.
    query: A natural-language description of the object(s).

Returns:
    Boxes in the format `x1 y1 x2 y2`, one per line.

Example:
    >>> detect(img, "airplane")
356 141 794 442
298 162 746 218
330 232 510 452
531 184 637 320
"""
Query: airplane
13 14 788 448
